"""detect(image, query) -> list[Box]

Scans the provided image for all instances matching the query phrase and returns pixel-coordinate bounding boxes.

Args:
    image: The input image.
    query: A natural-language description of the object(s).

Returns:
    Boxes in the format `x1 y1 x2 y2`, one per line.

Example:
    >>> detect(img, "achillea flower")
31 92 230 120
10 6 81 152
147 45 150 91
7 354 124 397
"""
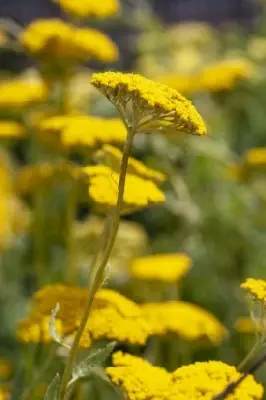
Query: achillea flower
37 115 126 149
235 317 263 334
17 316 63 343
245 148 266 166
106 352 172 400
141 301 226 345
0 121 26 139
84 165 165 214
107 353 263 400
95 145 166 183
91 72 207 136
131 253 191 283
0 80 48 109
170 360 263 400
21 19 118 62
241 278 266 303
158 74 201 96
54 0 119 18
200 59 253 92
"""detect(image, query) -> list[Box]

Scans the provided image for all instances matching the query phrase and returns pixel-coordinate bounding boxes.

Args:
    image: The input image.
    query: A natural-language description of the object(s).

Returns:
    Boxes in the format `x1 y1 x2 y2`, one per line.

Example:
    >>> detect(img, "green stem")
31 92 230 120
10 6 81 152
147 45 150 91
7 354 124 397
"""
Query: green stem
33 189 46 288
66 184 77 283
238 334 266 372
59 126 135 399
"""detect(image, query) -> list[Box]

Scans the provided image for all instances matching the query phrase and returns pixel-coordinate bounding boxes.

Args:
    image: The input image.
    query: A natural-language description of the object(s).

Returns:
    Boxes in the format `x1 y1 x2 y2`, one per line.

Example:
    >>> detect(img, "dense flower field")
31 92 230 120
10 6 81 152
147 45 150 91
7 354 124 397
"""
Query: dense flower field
0 0 266 399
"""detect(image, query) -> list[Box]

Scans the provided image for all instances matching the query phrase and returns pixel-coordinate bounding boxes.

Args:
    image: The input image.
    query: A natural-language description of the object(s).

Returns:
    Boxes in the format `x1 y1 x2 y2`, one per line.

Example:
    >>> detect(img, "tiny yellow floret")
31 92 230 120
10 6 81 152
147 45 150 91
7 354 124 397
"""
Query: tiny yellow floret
241 278 266 303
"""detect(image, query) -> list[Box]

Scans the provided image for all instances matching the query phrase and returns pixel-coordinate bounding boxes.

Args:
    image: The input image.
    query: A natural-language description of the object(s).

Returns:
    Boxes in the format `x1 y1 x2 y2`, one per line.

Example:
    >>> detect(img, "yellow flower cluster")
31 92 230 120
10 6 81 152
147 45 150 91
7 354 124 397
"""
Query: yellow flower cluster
91 72 207 136
0 122 26 139
21 19 118 62
106 352 263 400
18 285 151 347
162 59 253 95
0 80 48 109
37 115 126 150
241 278 266 302
131 253 191 283
54 0 119 19
141 301 227 344
235 317 262 334
95 145 166 183
84 165 165 214
245 147 266 166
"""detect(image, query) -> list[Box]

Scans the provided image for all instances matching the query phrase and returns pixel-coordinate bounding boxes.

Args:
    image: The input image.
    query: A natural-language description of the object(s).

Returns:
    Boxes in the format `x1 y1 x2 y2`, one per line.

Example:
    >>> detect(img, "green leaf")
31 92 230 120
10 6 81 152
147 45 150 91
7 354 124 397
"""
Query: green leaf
44 374 60 400
72 341 116 381
49 303 70 350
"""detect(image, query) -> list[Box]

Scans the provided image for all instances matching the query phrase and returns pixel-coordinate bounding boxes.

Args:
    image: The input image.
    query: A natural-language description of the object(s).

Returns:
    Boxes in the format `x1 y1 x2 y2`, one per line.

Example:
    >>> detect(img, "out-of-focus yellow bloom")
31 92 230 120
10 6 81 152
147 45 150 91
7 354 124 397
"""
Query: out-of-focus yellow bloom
0 360 12 380
74 216 148 277
54 0 119 18
0 80 48 109
106 352 172 400
131 253 191 283
200 59 253 92
17 316 63 343
91 72 207 136
234 317 263 334
37 115 126 149
18 285 151 347
21 19 118 62
170 361 263 400
241 278 266 303
248 36 266 61
84 165 165 214
245 148 266 166
0 121 26 139
107 352 263 400
141 301 227 345
95 144 166 183
0 388 9 400
158 74 201 96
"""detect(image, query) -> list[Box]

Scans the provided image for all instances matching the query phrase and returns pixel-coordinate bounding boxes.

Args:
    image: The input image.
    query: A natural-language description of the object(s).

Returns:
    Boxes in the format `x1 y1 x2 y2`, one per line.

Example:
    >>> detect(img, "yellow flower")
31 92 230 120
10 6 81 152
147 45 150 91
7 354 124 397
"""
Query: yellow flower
91 72 207 136
245 148 266 166
141 301 227 345
54 0 119 19
37 115 126 149
0 360 12 380
95 144 166 183
21 19 118 62
0 122 26 139
170 360 263 400
241 278 266 303
84 165 165 214
158 74 201 96
17 316 63 343
200 59 253 92
131 253 191 283
106 352 172 400
0 80 48 109
107 353 263 400
234 317 262 334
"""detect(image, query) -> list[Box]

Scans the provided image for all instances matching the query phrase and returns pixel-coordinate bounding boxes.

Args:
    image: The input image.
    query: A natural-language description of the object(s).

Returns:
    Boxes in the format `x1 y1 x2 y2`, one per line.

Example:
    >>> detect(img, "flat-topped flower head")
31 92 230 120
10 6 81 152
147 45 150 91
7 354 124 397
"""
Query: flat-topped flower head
21 19 118 62
17 316 63 343
91 72 207 135
241 278 266 303
170 360 263 400
234 317 265 334
54 0 119 19
141 301 227 345
131 253 191 283
95 144 166 183
245 147 266 167
0 80 48 109
83 165 165 214
37 115 126 150
106 352 172 400
0 121 26 139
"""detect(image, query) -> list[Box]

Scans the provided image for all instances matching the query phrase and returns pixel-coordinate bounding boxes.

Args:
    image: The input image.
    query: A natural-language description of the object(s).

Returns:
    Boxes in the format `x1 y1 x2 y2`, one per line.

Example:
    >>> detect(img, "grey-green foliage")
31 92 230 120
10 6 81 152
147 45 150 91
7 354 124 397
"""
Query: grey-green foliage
44 374 60 400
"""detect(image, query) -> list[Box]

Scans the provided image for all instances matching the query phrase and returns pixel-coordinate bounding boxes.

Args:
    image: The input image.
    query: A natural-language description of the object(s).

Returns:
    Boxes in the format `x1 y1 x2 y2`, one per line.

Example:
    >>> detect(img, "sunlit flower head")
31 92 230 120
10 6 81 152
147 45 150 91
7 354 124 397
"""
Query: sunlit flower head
234 317 264 334
158 74 201 96
21 19 118 62
54 0 119 18
91 72 207 135
17 316 63 344
0 80 48 109
131 253 191 283
241 278 266 303
0 121 26 139
83 165 165 214
37 115 126 150
141 301 227 345
200 59 254 92
244 148 266 167
95 144 166 183
107 353 263 400
170 360 263 400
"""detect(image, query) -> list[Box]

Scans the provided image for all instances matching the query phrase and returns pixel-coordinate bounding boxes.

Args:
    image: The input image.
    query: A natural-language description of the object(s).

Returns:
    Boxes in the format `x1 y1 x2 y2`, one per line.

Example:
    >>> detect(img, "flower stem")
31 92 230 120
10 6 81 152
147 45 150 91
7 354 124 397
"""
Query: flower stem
58 126 135 399
66 184 77 283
